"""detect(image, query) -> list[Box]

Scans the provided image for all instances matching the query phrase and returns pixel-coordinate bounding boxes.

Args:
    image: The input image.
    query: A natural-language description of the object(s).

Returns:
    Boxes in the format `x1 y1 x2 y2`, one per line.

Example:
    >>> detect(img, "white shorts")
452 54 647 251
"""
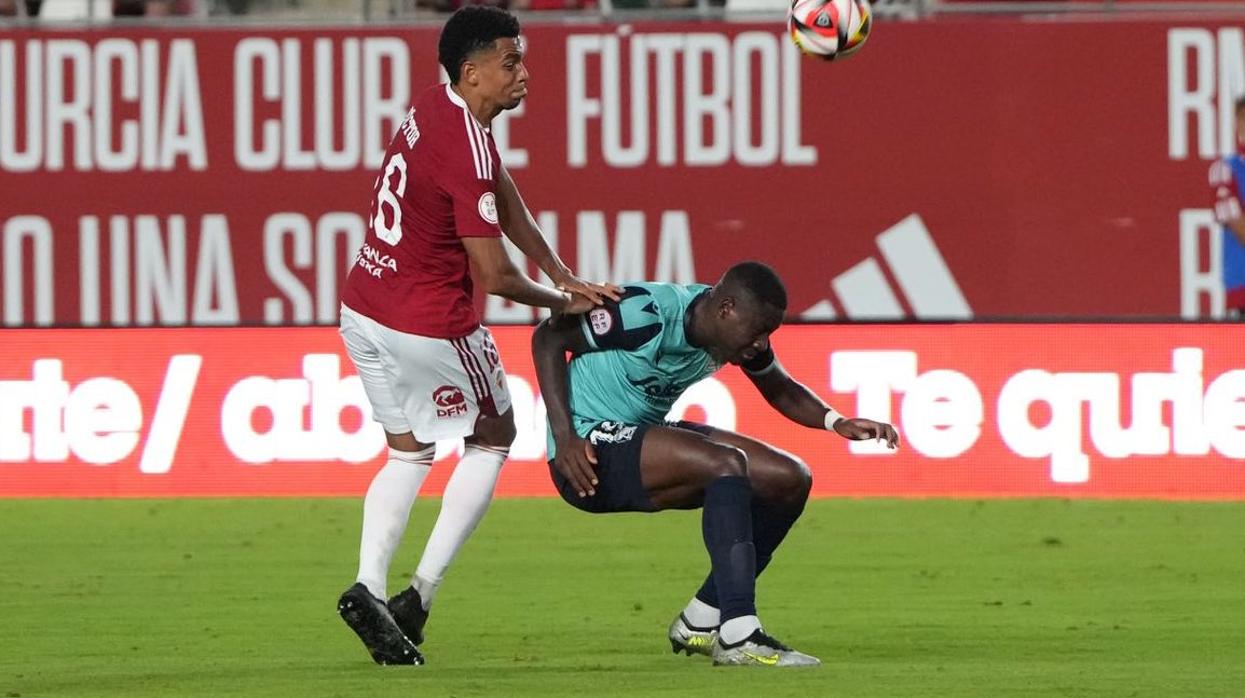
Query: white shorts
339 304 513 443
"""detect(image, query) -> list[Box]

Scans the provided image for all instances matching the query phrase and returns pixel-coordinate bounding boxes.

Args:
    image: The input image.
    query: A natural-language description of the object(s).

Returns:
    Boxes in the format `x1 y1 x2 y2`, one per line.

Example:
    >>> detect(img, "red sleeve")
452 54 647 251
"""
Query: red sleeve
1210 159 1243 224
439 116 502 239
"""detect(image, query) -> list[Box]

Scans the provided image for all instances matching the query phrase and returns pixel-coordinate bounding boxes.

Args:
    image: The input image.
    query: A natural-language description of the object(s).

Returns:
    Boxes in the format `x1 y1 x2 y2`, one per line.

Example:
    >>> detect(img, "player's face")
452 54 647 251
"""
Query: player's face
473 37 529 111
714 297 784 365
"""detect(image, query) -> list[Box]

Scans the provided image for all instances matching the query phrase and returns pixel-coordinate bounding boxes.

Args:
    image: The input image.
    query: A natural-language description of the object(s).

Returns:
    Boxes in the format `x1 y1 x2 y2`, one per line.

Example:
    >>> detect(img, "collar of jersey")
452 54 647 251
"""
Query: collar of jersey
684 290 709 349
444 82 490 132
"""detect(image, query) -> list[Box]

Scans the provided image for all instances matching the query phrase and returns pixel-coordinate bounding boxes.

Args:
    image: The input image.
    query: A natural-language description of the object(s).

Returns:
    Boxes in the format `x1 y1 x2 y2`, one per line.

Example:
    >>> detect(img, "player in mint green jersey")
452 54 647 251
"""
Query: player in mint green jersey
531 261 899 668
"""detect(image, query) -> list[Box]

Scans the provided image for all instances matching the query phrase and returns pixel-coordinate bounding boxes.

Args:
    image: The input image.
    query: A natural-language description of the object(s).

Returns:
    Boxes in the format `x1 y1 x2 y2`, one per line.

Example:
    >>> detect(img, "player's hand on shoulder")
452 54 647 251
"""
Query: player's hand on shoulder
558 291 596 316
552 272 624 305
553 435 599 498
833 418 900 449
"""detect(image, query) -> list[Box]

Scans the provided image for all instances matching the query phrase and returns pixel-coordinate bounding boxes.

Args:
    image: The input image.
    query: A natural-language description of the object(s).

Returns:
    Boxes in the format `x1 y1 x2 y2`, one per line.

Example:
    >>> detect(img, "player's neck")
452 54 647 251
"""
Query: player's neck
685 293 712 349
450 83 499 129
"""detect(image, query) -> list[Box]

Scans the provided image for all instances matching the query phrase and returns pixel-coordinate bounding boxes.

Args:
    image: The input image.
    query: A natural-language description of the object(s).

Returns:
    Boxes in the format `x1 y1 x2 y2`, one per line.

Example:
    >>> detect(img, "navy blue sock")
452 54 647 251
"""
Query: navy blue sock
695 496 806 610
702 475 756 623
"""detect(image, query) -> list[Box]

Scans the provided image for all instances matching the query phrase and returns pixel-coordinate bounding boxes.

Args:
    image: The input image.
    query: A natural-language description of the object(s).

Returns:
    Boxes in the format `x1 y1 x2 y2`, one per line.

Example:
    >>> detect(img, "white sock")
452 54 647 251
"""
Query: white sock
682 597 721 628
719 615 762 645
411 444 507 609
411 575 437 612
355 446 434 599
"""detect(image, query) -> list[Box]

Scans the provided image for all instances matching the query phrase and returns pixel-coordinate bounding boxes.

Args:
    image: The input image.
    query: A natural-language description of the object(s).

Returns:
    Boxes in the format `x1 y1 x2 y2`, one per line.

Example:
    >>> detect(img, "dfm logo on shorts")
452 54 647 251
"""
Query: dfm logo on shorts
433 385 468 418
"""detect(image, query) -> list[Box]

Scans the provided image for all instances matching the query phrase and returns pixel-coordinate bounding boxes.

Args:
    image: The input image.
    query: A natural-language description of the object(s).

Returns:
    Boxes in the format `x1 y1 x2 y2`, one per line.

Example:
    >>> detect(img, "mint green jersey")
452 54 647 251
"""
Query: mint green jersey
546 282 723 458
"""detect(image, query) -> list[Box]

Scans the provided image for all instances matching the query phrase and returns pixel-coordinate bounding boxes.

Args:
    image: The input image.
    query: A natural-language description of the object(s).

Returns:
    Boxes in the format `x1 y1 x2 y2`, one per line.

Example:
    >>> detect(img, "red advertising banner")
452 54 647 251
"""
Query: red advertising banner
0 19 1241 326
1 324 1241 499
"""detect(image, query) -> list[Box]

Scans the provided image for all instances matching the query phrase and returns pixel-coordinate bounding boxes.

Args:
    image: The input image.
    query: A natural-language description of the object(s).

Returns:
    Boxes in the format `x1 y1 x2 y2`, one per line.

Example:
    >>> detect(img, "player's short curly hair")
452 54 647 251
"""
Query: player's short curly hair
723 261 787 312
438 6 521 84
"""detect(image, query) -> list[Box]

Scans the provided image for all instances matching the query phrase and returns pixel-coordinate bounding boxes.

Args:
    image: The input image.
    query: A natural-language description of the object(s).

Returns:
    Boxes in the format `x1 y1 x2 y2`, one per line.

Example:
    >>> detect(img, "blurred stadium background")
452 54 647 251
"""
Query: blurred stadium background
1 0 1244 695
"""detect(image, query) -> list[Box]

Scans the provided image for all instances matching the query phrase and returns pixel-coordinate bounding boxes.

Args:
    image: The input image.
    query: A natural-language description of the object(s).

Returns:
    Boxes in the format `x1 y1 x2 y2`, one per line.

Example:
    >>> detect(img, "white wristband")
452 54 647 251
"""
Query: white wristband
823 408 844 430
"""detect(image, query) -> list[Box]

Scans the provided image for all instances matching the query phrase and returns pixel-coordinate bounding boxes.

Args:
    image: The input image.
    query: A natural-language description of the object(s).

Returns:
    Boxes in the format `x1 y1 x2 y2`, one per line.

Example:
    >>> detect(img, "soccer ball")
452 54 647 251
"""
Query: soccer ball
788 0 873 61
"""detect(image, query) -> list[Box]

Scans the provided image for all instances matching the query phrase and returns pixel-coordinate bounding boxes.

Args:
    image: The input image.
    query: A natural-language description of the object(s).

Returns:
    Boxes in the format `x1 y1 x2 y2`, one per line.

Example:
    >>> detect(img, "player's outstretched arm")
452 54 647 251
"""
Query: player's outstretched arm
495 166 623 305
531 316 600 497
462 236 594 313
746 355 899 449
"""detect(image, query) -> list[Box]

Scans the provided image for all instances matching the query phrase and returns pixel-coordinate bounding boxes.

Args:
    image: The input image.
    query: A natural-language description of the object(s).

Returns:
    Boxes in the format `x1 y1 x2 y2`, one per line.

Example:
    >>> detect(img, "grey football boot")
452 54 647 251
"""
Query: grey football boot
712 628 820 667
668 613 719 657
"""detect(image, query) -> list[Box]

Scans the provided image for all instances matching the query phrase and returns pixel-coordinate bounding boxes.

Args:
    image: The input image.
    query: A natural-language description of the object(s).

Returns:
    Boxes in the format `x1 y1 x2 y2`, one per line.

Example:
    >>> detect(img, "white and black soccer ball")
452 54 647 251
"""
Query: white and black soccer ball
788 0 872 61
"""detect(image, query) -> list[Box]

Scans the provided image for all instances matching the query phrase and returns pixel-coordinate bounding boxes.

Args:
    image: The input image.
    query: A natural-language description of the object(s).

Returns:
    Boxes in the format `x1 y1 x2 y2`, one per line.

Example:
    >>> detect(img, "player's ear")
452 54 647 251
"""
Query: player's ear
718 296 736 319
461 60 478 87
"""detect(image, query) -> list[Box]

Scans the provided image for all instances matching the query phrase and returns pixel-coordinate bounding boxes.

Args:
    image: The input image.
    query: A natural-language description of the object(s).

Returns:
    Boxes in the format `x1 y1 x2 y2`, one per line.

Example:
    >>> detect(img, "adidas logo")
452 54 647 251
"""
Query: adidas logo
800 214 972 320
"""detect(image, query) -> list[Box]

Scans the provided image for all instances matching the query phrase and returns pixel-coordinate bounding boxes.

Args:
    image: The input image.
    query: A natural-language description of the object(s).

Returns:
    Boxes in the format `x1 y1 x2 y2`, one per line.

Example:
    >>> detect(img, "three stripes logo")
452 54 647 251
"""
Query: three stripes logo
800 214 972 321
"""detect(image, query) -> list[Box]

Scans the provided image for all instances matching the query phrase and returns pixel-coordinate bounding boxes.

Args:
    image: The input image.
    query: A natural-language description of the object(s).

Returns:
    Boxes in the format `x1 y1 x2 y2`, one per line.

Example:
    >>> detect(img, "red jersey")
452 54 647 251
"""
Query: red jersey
341 83 502 338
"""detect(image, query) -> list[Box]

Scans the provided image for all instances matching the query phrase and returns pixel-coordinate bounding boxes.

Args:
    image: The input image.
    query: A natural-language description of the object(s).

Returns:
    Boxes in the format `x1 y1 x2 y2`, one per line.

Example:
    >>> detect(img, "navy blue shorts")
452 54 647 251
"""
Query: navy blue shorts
548 420 713 514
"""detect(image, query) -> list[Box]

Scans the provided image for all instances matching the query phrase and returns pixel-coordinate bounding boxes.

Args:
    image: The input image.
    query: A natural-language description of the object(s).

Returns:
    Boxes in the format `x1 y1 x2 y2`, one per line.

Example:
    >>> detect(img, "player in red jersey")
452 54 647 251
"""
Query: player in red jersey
1208 96 1245 318
336 6 621 665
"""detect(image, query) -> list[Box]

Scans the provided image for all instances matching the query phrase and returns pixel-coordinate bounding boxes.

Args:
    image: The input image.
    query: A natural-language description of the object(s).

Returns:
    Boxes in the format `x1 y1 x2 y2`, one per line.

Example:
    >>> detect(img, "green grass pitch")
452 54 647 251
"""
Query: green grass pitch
2 498 1242 697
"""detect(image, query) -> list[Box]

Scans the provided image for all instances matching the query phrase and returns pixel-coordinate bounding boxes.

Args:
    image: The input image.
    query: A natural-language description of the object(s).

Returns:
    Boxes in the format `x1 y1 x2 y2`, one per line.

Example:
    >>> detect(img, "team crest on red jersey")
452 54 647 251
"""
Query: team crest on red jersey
478 192 499 224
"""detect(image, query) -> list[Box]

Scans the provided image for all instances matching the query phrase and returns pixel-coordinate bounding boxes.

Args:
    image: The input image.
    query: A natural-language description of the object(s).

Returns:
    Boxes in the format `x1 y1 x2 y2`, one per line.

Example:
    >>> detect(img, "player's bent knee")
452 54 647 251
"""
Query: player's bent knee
470 410 517 449
385 431 431 452
758 455 812 506
705 444 749 479
786 457 813 499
